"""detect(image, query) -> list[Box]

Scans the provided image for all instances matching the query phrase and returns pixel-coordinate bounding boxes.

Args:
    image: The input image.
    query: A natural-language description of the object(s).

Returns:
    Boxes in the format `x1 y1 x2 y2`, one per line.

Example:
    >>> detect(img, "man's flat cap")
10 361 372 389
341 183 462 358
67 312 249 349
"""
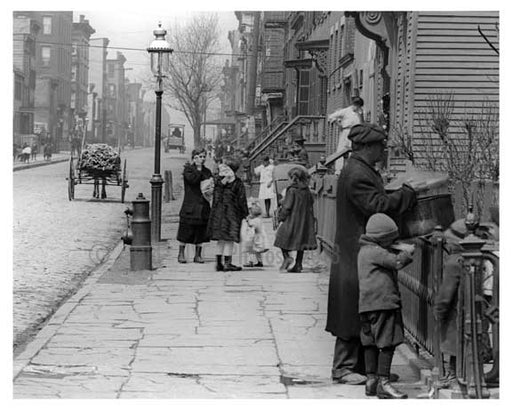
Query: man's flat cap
348 123 386 144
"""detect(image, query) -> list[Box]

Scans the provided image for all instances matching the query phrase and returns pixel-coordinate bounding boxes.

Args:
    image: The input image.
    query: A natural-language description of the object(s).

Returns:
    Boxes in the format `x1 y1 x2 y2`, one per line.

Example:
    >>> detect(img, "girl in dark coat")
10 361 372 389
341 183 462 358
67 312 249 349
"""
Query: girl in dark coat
274 166 317 272
207 157 249 271
177 149 212 263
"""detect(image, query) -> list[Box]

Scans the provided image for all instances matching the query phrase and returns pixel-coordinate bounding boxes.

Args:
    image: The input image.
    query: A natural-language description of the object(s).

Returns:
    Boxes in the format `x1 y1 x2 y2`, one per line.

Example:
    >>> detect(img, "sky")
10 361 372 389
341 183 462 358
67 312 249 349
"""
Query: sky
76 10 239 85
73 9 239 147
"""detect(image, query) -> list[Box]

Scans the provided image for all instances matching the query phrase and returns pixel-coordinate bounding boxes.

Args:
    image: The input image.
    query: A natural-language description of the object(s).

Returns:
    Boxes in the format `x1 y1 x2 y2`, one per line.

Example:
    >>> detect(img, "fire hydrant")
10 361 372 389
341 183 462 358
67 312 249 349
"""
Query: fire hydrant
122 193 152 270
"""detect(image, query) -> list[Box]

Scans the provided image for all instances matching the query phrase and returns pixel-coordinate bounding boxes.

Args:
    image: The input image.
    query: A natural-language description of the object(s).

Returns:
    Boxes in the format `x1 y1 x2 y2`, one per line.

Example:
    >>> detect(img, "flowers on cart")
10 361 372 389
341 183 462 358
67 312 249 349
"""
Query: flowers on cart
80 144 121 173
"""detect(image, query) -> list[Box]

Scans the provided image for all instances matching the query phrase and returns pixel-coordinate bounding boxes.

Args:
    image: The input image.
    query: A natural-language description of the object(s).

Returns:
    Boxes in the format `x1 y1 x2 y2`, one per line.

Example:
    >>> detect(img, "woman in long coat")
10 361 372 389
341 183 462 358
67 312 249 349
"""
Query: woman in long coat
274 166 317 272
326 123 417 385
177 149 212 263
207 158 249 271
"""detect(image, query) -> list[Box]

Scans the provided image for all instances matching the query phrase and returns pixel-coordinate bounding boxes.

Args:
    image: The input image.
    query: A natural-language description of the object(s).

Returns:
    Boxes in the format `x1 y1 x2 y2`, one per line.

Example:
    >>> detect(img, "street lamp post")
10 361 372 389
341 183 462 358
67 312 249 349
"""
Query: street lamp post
147 23 173 243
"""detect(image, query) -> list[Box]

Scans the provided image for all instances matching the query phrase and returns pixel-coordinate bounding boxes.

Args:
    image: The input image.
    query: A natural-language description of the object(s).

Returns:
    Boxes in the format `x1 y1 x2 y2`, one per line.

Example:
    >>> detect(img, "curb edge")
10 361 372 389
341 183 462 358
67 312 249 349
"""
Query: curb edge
12 240 125 380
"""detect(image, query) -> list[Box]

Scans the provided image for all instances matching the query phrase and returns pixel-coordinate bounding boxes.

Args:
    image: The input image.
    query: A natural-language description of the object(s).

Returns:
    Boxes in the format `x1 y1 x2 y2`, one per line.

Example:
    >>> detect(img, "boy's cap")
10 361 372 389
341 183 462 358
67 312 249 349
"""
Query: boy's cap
365 213 399 242
348 123 386 144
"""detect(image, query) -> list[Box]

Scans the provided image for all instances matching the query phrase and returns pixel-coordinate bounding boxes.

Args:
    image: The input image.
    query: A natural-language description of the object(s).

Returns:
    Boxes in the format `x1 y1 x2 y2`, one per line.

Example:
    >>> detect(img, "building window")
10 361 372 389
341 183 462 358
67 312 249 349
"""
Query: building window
337 29 343 84
108 63 114 76
343 78 352 107
109 84 116 97
43 16 52 35
14 77 22 101
20 113 33 134
333 30 338 85
298 69 310 115
41 46 51 66
328 33 333 90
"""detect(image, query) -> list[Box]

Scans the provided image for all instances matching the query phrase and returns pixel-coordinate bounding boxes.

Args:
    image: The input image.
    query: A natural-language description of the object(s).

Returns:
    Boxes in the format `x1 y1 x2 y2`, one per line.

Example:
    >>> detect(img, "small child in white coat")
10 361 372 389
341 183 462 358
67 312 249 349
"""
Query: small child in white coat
242 202 269 267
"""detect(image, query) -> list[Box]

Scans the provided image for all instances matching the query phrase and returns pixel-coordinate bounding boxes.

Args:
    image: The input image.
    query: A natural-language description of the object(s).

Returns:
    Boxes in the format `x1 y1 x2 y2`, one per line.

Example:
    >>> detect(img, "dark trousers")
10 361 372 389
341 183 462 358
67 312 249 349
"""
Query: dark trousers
332 337 366 379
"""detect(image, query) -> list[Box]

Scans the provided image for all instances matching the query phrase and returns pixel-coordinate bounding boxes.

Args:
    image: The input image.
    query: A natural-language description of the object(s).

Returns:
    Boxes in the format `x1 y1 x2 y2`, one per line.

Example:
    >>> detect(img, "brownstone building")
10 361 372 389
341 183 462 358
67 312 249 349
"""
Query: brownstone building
13 14 40 146
232 11 498 180
14 11 74 152
105 52 128 147
71 14 95 142
126 81 144 147
88 37 109 143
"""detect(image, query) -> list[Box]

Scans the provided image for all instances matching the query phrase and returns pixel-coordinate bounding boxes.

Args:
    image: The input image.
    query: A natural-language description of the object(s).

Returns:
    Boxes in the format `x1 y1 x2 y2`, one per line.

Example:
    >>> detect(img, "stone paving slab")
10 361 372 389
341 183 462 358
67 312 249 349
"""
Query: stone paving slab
138 334 273 348
120 374 286 399
14 373 126 398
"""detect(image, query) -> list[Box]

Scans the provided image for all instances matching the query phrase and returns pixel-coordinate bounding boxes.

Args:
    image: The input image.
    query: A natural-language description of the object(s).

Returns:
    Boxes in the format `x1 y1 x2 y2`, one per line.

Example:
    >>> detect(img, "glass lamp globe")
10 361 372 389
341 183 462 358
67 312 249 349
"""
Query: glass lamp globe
147 23 172 75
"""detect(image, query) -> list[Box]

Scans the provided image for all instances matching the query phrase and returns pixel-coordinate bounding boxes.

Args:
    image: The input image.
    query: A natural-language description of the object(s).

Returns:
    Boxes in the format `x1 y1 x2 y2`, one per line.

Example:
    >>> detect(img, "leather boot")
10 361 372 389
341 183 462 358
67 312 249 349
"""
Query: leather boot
365 374 378 396
287 263 303 273
288 251 304 272
377 377 408 399
178 245 187 263
215 255 224 271
193 246 204 263
224 256 242 271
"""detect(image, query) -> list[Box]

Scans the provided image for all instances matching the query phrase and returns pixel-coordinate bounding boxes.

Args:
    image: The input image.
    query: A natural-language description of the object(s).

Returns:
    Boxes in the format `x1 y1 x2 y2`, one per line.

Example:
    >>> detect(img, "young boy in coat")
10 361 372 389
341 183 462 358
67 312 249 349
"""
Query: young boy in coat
358 213 415 399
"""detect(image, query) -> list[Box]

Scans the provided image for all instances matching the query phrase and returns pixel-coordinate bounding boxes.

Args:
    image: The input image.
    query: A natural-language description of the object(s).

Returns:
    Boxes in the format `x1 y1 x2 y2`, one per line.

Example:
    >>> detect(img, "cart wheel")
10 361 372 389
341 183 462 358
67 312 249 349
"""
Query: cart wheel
121 158 127 203
67 157 75 201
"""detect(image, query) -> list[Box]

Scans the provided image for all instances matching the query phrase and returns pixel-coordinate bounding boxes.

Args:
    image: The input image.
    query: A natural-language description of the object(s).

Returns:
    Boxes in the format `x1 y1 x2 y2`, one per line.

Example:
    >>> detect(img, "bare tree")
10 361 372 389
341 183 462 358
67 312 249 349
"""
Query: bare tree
164 14 222 148
414 93 498 216
389 122 415 164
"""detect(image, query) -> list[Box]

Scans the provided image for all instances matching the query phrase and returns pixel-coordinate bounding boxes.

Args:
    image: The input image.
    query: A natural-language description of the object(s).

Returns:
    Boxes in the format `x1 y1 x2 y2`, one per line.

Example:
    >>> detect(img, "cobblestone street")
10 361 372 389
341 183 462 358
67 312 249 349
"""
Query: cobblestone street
13 147 187 353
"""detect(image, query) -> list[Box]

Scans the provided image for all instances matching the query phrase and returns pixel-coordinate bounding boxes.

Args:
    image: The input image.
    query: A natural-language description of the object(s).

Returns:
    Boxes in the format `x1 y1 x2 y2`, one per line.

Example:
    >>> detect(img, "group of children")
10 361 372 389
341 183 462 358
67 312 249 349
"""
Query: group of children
206 157 317 272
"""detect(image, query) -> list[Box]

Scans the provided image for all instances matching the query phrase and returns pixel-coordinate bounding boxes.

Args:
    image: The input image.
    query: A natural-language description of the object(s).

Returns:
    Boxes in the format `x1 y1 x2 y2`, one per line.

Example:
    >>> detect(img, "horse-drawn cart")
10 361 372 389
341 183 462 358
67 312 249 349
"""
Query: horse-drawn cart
67 143 129 202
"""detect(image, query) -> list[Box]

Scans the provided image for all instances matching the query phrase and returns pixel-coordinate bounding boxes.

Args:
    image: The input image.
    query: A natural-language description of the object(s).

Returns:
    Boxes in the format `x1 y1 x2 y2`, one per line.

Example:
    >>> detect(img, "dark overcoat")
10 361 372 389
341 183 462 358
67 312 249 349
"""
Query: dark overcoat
207 176 249 242
434 249 463 356
325 153 417 339
179 163 212 225
274 182 317 251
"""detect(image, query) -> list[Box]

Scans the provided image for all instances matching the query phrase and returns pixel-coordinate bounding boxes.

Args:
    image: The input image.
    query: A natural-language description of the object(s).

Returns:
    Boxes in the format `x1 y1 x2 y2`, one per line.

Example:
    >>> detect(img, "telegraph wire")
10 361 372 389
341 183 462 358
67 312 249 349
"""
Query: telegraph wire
13 38 251 58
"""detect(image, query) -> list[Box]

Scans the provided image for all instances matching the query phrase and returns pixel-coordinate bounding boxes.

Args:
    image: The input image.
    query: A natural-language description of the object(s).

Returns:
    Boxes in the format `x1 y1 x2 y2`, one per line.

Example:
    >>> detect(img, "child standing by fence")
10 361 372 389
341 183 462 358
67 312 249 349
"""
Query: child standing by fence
241 202 269 267
273 166 317 272
357 213 415 399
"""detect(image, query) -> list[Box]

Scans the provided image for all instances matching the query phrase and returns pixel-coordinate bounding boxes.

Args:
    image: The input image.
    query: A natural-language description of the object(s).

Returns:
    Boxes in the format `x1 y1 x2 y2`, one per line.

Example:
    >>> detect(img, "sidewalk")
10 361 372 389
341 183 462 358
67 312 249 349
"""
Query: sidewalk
13 152 70 172
13 210 427 399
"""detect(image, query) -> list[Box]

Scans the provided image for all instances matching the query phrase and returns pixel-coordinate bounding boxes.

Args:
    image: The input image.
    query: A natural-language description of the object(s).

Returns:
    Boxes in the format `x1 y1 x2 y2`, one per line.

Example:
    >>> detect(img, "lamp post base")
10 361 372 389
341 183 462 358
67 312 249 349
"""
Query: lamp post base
150 174 164 242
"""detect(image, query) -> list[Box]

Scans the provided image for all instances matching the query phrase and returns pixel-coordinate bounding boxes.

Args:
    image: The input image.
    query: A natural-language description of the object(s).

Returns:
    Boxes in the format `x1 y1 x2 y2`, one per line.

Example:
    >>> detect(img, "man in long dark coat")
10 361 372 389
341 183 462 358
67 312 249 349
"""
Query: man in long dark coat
326 123 417 384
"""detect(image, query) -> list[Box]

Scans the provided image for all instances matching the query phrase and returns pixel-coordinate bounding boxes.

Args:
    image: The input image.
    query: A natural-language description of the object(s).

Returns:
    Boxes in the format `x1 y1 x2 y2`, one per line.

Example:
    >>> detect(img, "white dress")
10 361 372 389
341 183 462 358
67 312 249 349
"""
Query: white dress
241 217 269 254
255 164 275 200
328 106 363 173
